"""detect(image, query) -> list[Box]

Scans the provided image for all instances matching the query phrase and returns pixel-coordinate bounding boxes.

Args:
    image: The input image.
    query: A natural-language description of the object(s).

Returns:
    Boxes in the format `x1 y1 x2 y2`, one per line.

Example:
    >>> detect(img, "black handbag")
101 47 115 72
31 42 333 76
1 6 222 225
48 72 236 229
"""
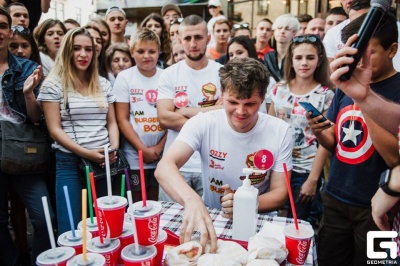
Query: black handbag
65 99 130 180
78 149 130 181
0 121 49 174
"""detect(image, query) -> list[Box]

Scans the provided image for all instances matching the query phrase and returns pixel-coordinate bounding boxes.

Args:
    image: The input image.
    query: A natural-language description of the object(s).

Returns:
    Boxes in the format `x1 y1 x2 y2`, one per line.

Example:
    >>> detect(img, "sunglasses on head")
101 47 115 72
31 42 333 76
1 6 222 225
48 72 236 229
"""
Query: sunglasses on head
233 23 250 29
170 17 184 25
11 25 31 36
292 35 320 44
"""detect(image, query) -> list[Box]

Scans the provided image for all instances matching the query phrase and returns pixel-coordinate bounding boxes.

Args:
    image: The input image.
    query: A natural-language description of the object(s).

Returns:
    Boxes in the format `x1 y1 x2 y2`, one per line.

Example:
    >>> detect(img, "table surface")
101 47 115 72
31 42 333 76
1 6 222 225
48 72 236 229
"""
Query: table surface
159 201 317 266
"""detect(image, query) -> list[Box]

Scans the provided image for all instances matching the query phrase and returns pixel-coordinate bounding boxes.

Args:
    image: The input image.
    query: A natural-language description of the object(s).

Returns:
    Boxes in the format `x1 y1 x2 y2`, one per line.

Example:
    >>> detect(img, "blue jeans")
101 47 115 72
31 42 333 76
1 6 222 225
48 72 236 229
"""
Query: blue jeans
287 171 322 223
55 150 107 235
0 169 54 266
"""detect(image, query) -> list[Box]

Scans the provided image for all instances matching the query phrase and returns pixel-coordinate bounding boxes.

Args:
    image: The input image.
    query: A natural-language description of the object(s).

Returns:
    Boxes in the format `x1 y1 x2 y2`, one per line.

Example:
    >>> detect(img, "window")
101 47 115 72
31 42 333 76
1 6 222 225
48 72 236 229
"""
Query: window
258 0 270 15
49 1 64 21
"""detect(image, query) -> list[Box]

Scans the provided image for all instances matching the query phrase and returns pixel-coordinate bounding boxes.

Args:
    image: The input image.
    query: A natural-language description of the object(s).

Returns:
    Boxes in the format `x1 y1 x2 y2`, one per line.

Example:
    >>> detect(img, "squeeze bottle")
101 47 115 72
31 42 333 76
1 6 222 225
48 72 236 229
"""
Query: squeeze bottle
232 168 264 241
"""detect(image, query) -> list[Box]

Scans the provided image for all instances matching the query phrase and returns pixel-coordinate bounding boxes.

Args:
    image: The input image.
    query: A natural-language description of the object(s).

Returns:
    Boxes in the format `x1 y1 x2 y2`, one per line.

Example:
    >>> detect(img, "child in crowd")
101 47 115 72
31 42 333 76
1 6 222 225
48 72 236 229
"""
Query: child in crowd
309 13 400 265
38 28 119 235
269 34 333 227
34 19 66 77
114 28 167 202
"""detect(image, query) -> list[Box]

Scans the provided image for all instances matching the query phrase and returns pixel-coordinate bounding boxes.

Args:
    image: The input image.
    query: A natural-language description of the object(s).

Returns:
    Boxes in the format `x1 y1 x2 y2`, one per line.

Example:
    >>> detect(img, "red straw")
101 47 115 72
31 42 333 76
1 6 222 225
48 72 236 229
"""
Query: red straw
89 172 104 244
283 163 299 231
138 150 147 207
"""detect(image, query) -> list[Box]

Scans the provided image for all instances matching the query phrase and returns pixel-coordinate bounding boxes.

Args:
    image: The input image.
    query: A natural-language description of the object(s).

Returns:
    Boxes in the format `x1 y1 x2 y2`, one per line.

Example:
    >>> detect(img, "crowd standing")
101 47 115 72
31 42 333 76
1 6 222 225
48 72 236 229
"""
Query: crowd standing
0 0 400 265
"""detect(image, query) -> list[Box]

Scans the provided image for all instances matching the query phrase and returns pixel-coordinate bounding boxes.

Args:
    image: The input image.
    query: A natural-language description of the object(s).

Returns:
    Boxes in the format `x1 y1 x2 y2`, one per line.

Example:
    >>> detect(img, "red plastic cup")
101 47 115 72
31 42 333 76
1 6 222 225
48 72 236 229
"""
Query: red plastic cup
86 237 120 266
154 229 167 266
77 218 99 238
66 253 106 266
117 224 134 264
37 247 76 266
121 244 157 266
58 230 93 255
131 201 162 246
97 196 127 239
284 224 314 265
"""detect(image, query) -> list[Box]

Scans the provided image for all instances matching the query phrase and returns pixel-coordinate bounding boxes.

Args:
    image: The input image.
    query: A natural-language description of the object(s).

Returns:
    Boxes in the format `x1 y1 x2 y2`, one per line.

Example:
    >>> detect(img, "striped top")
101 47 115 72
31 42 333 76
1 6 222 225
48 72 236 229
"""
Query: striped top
37 77 116 153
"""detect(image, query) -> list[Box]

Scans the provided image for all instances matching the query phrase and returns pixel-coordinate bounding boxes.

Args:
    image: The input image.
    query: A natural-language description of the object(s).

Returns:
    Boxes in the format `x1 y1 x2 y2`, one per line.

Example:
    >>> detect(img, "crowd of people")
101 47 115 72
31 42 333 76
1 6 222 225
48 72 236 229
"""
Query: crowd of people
0 0 400 265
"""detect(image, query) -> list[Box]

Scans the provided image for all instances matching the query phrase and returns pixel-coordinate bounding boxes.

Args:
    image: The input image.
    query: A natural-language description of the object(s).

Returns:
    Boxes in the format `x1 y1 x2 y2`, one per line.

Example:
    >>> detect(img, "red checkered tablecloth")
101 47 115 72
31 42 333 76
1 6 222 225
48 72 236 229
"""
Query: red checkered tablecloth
159 201 318 265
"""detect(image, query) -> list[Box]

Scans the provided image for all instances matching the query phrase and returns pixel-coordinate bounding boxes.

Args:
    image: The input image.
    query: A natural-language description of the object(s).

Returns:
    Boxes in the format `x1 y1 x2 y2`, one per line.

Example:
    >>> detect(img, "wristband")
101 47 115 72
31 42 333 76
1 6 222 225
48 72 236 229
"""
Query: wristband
379 169 400 197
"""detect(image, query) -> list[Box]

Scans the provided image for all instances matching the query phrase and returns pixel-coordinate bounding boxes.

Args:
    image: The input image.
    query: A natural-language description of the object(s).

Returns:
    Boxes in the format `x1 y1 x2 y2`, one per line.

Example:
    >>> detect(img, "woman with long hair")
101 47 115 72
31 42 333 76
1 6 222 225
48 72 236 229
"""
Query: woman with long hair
140 13 171 68
268 34 333 226
225 35 258 62
38 27 119 235
34 19 66 77
87 18 111 51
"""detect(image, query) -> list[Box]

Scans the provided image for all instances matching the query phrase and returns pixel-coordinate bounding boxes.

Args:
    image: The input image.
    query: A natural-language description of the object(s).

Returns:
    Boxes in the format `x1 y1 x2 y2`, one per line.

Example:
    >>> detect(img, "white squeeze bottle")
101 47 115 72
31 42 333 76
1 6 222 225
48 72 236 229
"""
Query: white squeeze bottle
232 168 265 241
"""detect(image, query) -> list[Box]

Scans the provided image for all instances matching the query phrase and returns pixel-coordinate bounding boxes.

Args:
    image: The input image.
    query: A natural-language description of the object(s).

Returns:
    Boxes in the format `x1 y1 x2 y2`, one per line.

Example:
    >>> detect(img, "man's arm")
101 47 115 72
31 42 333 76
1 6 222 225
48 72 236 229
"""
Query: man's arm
154 140 217 252
23 66 43 123
175 105 223 119
330 34 400 135
364 113 400 168
157 99 188 131
372 165 400 231
41 0 50 13
258 170 289 212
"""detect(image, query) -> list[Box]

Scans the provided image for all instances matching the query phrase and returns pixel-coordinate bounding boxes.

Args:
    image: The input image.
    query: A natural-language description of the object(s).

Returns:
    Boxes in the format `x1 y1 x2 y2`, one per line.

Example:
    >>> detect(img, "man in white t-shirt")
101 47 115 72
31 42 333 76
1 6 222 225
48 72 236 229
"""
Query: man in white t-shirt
155 58 293 252
157 15 223 202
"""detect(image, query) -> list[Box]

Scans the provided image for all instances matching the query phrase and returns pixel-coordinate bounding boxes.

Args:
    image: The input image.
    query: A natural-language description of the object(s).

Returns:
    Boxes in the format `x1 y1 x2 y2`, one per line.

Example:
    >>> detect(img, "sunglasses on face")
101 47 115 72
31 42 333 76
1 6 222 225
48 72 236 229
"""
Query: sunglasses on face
11 25 31 36
292 34 320 44
208 5 218 8
170 17 184 25
233 23 250 29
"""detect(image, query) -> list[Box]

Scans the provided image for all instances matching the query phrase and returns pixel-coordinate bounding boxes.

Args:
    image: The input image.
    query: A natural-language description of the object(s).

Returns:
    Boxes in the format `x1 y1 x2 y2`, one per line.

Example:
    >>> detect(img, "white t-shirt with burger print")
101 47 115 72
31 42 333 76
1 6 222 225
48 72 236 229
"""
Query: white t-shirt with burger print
176 109 293 208
157 59 222 173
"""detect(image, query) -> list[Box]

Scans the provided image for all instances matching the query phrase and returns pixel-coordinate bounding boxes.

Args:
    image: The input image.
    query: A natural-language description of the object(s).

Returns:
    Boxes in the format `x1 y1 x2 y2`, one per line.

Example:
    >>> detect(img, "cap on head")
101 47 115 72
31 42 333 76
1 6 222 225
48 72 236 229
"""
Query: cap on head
161 4 182 17
105 6 126 18
208 0 222 7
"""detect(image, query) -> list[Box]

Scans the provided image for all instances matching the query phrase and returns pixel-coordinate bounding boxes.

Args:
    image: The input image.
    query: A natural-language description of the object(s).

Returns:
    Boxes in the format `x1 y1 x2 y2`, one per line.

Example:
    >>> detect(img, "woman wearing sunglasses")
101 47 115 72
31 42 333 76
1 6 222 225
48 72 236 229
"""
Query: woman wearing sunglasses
268 34 333 227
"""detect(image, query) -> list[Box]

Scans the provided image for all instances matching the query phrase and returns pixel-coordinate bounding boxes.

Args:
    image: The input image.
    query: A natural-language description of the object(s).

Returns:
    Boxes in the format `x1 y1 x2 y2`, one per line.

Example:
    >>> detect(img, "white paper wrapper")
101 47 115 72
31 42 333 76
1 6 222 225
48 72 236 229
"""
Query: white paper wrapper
197 254 242 266
203 239 248 265
246 259 280 266
247 235 288 264
165 241 202 266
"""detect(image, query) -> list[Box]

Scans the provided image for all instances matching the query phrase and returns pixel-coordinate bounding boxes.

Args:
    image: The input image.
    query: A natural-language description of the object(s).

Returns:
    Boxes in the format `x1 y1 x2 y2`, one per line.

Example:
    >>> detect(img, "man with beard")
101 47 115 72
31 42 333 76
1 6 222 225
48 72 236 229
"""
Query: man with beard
157 15 223 202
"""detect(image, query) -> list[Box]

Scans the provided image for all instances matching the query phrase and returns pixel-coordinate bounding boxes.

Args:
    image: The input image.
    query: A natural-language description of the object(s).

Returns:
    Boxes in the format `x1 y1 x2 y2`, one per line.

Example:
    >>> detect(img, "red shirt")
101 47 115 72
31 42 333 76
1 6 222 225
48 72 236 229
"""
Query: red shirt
256 45 274 60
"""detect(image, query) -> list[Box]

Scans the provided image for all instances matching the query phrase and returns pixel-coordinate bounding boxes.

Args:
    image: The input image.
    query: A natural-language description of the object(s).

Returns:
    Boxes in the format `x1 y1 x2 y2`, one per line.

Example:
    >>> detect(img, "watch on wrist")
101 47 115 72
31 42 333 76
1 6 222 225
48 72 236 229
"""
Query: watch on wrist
379 169 400 197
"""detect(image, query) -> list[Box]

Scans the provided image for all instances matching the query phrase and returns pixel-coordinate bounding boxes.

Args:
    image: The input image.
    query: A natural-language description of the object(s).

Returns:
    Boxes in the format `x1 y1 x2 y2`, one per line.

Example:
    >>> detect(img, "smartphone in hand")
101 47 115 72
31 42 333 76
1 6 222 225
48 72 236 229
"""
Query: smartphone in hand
298 101 328 123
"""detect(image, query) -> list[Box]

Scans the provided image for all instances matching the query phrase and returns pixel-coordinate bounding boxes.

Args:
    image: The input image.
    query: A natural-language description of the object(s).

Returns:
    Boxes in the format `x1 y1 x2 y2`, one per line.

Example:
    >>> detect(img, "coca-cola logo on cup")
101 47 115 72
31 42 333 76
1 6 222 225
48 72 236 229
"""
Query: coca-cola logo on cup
296 240 308 264
141 261 151 266
148 216 158 243
98 209 110 239
105 253 111 266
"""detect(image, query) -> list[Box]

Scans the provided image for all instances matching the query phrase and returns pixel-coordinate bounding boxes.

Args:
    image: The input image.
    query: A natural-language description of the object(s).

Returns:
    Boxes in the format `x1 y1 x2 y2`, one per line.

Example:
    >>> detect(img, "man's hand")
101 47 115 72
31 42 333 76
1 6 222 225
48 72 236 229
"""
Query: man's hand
330 34 372 101
371 188 400 231
221 184 234 219
181 198 218 253
23 65 43 95
299 178 317 204
305 112 333 135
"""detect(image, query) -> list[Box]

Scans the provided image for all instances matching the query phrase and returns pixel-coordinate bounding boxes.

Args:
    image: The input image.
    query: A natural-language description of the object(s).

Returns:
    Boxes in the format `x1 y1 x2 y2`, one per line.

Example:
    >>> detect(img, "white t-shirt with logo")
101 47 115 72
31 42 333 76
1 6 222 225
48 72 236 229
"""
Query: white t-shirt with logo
323 19 350 58
157 60 222 173
114 66 165 169
37 77 116 153
176 109 293 208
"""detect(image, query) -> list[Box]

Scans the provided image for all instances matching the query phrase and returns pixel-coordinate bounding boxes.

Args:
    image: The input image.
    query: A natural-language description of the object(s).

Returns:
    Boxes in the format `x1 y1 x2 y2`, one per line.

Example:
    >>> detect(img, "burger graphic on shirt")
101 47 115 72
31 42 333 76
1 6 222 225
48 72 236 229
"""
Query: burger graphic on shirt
199 82 217 107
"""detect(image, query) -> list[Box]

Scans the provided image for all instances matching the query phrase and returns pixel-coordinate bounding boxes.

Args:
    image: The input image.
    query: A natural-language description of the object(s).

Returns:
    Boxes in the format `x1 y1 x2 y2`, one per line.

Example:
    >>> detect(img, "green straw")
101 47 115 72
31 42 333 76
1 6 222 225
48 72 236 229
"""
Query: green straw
121 174 126 197
85 166 94 224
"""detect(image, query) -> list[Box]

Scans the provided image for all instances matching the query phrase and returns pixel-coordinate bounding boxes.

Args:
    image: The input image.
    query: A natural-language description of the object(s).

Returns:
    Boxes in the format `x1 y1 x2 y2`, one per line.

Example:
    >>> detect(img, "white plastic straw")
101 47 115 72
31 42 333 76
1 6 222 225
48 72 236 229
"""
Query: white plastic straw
127 190 140 254
42 196 56 249
104 145 112 200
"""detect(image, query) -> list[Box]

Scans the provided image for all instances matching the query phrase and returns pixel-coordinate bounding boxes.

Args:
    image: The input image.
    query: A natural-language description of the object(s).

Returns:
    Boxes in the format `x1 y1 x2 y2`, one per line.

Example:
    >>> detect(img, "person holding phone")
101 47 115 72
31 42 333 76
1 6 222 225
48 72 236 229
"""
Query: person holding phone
268 34 333 227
